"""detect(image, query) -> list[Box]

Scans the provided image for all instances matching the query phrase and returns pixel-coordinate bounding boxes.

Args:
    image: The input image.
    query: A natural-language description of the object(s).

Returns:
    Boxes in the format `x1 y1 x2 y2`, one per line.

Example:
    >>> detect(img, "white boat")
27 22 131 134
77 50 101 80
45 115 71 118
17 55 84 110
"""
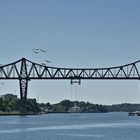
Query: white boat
68 105 82 113
128 111 140 116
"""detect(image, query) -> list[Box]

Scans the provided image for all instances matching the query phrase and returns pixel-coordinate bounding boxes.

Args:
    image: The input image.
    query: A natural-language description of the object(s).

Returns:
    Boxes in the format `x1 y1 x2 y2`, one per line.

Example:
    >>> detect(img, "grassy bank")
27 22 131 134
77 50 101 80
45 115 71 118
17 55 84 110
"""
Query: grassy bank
0 111 21 115
0 111 41 116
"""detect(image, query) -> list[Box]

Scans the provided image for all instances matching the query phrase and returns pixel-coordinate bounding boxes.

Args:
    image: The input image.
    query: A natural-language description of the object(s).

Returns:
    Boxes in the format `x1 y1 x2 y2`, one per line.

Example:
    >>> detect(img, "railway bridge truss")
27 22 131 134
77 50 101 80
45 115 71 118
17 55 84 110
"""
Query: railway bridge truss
0 58 140 114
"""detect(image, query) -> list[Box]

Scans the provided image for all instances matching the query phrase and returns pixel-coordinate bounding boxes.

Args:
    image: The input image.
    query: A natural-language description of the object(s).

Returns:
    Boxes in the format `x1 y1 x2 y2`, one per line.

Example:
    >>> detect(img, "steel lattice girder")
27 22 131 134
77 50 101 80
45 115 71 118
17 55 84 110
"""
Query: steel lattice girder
0 58 140 80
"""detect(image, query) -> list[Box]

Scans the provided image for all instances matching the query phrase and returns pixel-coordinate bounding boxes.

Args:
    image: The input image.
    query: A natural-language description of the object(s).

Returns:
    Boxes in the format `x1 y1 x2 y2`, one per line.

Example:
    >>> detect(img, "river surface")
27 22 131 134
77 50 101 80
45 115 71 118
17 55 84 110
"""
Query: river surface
0 112 140 140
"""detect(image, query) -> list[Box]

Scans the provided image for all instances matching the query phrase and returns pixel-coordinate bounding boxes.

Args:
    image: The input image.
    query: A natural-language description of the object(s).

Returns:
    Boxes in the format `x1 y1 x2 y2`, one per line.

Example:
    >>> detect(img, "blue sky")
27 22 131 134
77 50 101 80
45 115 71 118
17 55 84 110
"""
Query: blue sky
0 0 140 104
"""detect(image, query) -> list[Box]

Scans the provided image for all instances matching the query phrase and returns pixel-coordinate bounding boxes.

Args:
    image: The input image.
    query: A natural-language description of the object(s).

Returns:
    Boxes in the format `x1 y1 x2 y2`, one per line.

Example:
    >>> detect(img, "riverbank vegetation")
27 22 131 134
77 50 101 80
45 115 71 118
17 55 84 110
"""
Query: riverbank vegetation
0 94 140 114
0 94 40 114
40 100 108 113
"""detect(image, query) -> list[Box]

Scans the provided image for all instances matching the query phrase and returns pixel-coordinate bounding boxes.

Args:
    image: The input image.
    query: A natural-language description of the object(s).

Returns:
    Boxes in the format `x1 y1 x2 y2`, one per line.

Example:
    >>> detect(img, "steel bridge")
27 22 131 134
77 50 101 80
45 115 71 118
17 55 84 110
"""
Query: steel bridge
0 58 140 114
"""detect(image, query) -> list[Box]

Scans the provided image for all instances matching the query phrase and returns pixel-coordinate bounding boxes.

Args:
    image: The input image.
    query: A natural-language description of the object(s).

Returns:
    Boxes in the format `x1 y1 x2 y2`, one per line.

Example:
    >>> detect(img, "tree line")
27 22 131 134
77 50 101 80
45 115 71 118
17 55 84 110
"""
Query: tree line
0 94 140 114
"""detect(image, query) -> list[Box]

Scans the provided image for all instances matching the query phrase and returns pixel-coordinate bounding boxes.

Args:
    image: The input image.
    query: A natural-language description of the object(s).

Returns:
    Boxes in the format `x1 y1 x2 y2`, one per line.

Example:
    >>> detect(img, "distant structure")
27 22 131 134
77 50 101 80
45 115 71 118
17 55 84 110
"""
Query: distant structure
68 105 82 113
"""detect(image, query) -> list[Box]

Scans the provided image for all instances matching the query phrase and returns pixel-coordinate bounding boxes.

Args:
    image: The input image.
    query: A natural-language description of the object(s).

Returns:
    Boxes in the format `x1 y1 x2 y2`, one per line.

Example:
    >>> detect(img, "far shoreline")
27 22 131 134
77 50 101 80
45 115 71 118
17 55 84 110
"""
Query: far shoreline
0 111 41 116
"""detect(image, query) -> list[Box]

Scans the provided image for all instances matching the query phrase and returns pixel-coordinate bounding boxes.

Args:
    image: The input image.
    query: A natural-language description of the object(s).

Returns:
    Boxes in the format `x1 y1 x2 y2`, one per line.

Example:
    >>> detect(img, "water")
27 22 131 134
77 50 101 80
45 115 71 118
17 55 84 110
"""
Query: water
0 112 140 140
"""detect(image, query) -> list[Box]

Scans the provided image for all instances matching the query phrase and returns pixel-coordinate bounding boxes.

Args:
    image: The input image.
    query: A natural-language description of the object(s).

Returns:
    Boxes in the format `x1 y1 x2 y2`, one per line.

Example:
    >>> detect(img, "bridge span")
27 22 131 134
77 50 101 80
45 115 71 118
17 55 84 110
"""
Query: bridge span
0 58 140 114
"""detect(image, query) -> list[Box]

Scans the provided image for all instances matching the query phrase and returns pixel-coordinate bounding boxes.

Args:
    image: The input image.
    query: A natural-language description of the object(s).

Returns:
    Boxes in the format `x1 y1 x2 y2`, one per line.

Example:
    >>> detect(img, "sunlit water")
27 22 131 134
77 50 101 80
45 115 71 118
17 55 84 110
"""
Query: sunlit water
0 112 140 140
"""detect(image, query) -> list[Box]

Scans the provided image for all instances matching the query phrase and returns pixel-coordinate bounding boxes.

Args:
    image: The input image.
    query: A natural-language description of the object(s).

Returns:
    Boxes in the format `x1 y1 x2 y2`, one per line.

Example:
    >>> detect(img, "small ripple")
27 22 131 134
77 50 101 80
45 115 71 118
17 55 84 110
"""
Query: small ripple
58 133 103 138
0 122 140 134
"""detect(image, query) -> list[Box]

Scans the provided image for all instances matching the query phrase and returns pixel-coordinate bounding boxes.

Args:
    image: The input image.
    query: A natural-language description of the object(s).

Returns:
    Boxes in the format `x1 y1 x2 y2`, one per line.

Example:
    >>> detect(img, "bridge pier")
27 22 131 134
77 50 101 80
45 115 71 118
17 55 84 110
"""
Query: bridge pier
19 58 29 115
19 79 28 115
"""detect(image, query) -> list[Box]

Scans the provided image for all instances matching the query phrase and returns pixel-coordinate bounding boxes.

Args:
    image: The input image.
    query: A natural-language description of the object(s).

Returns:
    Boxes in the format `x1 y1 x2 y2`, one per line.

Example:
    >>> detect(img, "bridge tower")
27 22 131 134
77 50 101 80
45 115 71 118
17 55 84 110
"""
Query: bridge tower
19 58 29 114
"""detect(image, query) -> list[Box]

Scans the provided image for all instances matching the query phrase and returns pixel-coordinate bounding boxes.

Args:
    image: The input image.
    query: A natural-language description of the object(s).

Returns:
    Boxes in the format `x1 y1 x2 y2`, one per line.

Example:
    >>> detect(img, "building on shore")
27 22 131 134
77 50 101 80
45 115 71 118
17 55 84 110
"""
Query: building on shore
68 105 82 113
